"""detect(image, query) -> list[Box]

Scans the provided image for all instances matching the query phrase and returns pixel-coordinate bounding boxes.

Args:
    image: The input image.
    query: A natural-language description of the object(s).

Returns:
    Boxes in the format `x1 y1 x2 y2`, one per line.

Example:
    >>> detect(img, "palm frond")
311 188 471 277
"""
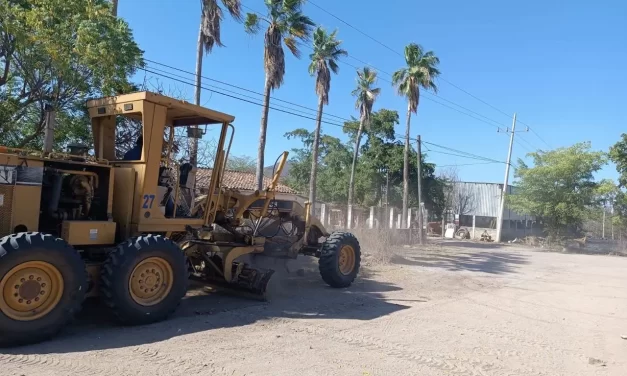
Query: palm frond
201 0 243 52
328 59 340 74
264 23 285 89
282 0 306 14
394 43 441 112
256 0 312 90
244 13 261 34
200 0 224 52
283 36 300 58
353 66 380 121
310 26 344 105
221 0 242 21
391 68 407 86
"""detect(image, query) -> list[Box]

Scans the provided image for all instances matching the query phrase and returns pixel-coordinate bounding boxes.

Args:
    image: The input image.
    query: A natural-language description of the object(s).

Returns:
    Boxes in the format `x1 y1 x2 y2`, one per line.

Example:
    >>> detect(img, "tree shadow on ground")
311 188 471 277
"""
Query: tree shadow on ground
5 258 410 354
391 247 529 275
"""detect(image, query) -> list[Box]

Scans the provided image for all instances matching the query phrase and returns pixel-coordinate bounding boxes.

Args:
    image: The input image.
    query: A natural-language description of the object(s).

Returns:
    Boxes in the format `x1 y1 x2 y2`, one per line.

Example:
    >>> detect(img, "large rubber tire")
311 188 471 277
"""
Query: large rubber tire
100 234 188 325
318 232 361 288
0 233 86 347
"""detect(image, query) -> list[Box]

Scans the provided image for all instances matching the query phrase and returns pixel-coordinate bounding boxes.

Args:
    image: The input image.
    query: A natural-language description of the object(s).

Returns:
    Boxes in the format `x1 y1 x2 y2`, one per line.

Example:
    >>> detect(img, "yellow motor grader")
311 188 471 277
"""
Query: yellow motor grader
0 91 361 347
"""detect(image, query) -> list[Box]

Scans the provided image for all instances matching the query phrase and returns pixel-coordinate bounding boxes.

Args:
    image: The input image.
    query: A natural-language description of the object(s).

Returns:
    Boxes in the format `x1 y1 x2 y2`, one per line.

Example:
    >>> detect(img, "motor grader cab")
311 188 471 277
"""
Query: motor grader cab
0 91 361 347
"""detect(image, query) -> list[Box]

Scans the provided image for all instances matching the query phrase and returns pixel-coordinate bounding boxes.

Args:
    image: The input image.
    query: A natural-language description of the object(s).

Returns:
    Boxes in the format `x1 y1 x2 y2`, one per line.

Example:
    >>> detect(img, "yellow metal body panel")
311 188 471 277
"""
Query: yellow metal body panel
86 91 235 124
0 185 14 236
61 220 116 246
112 168 135 241
0 156 44 236
11 185 42 233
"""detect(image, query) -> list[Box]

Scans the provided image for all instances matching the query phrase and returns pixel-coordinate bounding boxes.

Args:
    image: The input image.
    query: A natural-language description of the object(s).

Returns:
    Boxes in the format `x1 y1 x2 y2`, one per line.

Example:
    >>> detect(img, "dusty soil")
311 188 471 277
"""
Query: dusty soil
2 240 626 376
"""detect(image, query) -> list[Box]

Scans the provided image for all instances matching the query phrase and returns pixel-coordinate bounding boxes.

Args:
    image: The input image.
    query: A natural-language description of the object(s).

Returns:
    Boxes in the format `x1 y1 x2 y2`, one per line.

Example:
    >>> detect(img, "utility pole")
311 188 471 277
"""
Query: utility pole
602 205 606 239
495 113 517 243
43 104 56 155
417 136 424 245
191 22 203 167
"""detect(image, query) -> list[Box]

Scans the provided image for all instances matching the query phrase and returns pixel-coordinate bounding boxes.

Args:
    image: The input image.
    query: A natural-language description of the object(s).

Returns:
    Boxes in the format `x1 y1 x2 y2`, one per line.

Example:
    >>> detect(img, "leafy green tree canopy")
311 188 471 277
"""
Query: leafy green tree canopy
508 142 607 236
609 133 627 188
284 109 446 218
0 0 143 149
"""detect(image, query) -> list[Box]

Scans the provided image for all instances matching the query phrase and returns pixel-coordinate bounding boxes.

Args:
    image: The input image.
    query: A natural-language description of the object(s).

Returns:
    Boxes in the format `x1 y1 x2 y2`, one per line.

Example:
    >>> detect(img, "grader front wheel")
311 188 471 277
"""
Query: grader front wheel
100 235 188 325
318 232 361 288
0 233 87 347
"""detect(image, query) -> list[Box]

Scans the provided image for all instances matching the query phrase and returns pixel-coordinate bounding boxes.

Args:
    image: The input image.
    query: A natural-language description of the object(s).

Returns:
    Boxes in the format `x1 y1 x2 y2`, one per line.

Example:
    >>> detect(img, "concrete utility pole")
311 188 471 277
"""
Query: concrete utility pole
495 113 517 243
417 136 424 244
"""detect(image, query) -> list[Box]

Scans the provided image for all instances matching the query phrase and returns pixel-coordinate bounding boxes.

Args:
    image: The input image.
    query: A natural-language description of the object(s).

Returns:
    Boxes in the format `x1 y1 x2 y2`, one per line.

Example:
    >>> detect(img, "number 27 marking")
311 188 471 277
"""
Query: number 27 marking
142 194 155 209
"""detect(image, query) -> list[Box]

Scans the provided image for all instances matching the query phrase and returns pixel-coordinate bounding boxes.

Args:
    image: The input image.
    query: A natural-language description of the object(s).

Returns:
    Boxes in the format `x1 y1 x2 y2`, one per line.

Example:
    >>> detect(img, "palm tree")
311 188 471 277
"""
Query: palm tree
392 43 440 228
307 27 347 212
348 67 380 221
112 0 118 16
244 0 314 191
191 0 242 166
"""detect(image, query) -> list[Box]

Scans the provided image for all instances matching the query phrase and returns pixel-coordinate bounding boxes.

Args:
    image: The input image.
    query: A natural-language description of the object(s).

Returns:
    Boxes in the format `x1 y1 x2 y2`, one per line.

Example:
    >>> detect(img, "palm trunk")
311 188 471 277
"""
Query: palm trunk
308 96 324 215
348 116 365 218
402 103 411 228
256 78 272 191
190 23 203 168
112 0 118 16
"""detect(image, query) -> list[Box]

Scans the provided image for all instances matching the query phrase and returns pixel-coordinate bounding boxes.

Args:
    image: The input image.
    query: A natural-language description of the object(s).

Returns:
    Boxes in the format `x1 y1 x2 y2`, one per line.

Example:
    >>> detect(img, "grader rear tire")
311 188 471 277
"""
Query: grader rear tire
0 233 86 347
318 232 361 288
100 235 188 325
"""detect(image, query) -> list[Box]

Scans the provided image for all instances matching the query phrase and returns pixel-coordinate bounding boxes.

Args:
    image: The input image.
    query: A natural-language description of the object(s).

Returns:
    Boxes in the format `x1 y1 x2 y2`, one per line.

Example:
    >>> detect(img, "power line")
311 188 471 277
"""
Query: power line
307 0 550 147
242 3 509 131
145 59 353 124
308 0 402 57
436 161 503 168
422 140 504 164
142 68 346 127
517 120 551 148
142 61 506 165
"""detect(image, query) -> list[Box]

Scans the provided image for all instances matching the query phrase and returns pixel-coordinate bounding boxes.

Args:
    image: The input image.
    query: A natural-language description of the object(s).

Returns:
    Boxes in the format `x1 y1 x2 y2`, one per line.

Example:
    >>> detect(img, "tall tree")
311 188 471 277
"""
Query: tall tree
285 109 447 219
191 0 242 166
508 142 607 237
111 0 118 16
307 27 347 211
609 133 627 188
392 43 440 227
0 0 142 149
244 0 314 191
348 67 380 214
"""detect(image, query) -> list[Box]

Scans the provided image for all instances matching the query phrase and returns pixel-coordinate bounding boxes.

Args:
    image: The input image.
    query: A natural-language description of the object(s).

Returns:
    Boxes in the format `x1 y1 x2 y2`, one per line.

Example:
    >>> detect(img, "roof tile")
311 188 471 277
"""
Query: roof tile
196 168 297 194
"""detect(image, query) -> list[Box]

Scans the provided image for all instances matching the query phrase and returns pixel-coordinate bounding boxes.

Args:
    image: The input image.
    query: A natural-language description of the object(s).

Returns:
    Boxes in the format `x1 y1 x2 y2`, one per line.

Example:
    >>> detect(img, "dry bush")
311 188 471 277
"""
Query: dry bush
348 228 399 266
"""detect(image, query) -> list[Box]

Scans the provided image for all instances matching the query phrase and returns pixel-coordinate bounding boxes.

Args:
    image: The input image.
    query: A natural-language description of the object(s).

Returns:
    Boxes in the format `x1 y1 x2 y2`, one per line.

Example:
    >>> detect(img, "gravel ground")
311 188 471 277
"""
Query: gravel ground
1 240 626 376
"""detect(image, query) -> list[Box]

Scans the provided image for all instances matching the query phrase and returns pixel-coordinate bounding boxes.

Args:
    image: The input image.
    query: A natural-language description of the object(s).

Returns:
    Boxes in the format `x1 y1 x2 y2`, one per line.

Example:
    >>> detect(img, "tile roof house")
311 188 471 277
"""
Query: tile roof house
195 168 297 194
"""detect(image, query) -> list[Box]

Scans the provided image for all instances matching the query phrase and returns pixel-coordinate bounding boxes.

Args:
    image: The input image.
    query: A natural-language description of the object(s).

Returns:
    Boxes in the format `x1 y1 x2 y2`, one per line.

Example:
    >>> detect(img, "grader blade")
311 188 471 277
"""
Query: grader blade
201 264 275 301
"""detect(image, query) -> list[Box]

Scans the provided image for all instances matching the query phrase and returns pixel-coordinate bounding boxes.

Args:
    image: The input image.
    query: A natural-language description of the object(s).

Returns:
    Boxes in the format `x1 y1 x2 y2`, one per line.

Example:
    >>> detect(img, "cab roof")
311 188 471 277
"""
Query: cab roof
86 91 235 126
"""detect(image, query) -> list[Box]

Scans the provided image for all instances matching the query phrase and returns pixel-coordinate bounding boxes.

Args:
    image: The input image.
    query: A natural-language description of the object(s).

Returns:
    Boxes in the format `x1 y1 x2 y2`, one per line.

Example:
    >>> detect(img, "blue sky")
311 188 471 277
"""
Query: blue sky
119 0 626 184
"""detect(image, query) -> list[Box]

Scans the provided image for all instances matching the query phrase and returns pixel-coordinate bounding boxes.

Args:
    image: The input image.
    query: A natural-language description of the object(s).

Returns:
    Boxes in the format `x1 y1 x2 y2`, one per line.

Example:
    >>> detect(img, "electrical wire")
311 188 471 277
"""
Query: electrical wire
141 63 507 165
436 161 502 168
306 0 550 147
241 3 510 131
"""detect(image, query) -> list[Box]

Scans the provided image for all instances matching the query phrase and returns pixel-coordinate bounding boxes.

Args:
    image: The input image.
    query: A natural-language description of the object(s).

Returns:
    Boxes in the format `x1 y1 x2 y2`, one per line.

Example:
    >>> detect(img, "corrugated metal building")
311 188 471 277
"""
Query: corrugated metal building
450 182 537 230
451 182 528 219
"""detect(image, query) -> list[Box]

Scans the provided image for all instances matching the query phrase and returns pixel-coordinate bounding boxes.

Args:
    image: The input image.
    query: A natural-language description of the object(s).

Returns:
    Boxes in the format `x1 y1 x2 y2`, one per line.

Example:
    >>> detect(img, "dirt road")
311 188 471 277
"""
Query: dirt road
2 241 626 376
